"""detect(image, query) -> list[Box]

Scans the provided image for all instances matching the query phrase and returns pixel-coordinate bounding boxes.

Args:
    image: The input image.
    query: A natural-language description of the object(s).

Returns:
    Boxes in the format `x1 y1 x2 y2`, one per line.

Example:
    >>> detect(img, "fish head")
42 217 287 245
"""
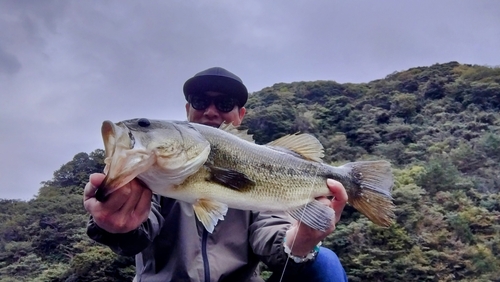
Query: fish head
97 118 210 200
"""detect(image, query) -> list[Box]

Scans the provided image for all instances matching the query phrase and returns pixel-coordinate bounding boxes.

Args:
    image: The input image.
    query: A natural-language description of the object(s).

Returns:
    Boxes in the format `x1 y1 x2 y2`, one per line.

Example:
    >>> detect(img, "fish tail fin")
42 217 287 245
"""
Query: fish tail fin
350 188 395 227
340 160 395 227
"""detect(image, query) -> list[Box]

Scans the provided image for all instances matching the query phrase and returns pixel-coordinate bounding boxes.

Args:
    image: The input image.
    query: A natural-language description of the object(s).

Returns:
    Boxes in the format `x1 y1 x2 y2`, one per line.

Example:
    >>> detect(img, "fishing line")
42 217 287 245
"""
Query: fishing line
278 164 323 282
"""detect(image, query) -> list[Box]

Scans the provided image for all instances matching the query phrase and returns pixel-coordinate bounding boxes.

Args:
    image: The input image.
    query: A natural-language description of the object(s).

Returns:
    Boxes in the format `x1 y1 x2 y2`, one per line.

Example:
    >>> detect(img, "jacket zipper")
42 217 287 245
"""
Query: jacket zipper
202 229 210 282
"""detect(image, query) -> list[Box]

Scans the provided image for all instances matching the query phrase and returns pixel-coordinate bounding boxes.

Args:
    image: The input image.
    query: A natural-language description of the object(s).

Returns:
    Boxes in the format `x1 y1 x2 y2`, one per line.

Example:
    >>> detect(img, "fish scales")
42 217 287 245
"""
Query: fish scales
191 124 331 203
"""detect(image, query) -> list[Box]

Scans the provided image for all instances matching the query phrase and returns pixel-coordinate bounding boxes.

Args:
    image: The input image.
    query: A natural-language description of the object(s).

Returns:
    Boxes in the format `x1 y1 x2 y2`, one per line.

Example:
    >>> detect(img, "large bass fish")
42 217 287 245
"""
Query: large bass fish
96 118 395 233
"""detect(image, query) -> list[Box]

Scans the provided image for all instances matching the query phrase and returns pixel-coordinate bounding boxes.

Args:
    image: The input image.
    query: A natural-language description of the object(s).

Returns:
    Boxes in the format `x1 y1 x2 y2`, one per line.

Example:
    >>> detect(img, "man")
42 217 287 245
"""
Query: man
84 67 348 281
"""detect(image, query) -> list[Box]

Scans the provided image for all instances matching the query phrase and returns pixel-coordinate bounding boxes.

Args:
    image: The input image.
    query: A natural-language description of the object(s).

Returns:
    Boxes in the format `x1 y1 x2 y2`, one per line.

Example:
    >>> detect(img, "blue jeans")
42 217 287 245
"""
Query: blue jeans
267 247 348 282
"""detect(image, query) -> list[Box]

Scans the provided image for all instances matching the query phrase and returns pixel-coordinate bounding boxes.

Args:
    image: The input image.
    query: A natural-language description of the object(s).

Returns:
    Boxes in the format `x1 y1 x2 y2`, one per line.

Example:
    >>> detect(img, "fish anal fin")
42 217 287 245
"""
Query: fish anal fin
193 199 228 233
219 122 255 143
206 165 256 191
266 133 324 162
288 200 334 232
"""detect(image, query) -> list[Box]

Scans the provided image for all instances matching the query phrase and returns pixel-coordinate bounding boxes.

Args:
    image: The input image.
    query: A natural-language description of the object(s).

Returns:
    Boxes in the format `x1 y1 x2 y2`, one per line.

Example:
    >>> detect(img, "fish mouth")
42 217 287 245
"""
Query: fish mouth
101 120 119 161
96 121 155 201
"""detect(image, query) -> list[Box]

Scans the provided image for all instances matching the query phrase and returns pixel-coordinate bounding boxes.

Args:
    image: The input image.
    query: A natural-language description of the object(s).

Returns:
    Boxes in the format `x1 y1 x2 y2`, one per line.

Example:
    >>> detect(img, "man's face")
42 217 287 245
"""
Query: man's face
185 91 246 127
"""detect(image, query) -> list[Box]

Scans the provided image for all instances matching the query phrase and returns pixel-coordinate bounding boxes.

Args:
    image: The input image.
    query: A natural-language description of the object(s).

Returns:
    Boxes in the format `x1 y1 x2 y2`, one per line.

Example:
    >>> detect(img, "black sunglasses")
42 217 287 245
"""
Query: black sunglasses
189 95 239 113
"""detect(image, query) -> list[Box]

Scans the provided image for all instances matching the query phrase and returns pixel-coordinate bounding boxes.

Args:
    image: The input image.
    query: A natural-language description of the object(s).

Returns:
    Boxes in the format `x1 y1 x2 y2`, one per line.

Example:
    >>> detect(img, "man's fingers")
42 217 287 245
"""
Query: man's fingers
83 182 97 201
83 174 151 233
83 173 106 200
326 179 348 202
103 184 141 213
326 179 348 222
315 196 331 206
89 173 106 187
134 188 153 222
119 179 149 213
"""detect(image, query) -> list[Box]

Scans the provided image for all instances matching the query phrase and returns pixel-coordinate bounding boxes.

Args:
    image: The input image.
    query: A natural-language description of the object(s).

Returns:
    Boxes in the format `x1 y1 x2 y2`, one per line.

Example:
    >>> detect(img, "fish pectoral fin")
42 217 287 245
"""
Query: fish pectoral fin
287 200 335 232
206 165 256 191
193 199 228 233
266 133 324 162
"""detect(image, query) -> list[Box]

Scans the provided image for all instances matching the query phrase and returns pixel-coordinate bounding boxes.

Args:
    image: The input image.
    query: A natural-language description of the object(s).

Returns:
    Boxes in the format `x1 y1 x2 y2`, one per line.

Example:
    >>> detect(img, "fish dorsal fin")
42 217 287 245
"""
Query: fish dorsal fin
266 133 325 162
219 123 255 143
193 198 228 233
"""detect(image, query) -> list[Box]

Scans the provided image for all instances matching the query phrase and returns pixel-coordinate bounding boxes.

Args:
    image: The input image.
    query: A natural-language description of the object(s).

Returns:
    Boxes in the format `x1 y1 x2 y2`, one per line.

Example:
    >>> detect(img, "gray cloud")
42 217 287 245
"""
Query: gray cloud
0 47 21 74
1 0 499 200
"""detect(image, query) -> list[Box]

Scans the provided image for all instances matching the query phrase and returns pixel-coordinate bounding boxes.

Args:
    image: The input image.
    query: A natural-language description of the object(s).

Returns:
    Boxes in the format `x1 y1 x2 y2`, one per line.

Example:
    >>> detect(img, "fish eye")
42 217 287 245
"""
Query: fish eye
138 118 151 127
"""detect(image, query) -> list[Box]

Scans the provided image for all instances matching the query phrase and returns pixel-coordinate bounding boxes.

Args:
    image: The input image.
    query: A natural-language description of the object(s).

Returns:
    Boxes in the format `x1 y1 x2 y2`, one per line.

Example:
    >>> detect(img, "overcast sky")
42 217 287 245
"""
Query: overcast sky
1 0 499 200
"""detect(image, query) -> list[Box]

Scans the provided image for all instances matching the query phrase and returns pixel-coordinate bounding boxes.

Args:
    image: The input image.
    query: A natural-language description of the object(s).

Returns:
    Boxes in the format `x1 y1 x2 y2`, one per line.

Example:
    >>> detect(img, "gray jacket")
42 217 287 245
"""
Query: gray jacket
87 194 307 281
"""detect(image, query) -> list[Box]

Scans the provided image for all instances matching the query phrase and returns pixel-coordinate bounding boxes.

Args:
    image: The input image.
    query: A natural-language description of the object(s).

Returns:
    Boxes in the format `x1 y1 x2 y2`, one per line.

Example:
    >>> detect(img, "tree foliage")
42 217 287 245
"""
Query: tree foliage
0 149 134 281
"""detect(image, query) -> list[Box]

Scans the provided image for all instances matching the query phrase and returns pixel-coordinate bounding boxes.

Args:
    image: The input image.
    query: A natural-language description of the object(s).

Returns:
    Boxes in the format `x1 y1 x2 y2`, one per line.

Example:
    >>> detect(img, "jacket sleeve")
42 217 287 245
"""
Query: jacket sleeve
248 211 314 273
86 194 164 257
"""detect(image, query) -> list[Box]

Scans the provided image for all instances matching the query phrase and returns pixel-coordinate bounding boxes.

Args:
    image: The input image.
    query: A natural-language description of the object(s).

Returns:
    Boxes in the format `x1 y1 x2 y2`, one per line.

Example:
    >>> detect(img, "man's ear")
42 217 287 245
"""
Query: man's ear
239 107 246 120
185 103 190 118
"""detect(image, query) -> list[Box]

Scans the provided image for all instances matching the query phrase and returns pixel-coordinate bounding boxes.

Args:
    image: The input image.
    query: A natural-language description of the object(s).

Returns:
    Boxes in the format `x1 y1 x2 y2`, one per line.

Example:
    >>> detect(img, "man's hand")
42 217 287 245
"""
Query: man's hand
83 173 152 233
284 179 348 256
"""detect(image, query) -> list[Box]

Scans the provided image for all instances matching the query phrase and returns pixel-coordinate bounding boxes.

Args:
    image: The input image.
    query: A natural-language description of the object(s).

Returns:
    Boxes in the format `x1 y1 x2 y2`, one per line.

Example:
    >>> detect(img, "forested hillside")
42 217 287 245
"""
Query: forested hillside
1 62 499 281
